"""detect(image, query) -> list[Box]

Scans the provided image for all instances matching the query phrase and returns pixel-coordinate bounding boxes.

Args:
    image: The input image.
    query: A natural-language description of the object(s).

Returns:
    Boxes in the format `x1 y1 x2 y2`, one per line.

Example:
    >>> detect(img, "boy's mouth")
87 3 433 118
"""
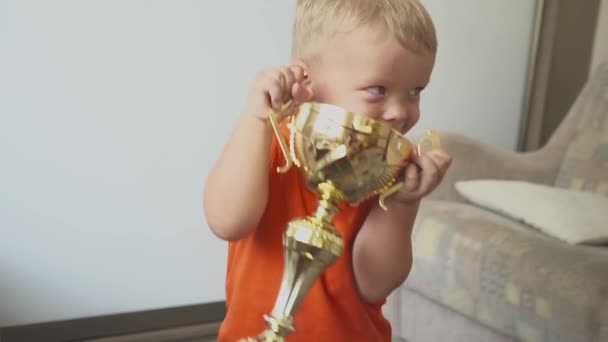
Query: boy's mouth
392 122 407 134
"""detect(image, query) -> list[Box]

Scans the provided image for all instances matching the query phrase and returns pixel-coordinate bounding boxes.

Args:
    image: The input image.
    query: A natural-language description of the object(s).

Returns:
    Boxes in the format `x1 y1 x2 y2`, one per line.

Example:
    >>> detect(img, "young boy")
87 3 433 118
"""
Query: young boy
203 0 452 341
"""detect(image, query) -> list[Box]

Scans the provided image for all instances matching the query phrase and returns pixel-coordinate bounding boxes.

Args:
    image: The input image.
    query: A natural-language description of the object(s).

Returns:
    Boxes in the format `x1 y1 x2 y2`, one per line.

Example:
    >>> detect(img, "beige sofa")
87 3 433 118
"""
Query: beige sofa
385 62 608 342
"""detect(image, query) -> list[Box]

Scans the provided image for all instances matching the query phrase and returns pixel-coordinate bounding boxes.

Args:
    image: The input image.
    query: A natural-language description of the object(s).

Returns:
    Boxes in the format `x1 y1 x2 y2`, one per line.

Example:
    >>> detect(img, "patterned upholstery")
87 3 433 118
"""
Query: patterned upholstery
407 200 608 342
388 61 608 342
554 63 608 195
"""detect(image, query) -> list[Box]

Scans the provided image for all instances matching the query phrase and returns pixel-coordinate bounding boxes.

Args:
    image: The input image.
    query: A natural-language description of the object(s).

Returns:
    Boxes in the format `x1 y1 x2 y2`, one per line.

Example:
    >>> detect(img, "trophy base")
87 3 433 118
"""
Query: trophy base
256 326 286 342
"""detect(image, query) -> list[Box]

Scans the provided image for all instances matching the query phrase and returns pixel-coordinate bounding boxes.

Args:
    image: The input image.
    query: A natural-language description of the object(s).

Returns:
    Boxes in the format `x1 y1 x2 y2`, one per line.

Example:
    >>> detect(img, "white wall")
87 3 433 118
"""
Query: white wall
0 0 295 326
415 0 539 150
0 0 538 327
591 0 608 71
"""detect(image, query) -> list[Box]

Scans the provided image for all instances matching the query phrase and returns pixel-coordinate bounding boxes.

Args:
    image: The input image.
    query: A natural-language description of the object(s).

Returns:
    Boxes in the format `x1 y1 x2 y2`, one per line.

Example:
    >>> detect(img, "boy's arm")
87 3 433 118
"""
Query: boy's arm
203 65 310 241
203 113 273 240
352 149 452 303
352 199 419 303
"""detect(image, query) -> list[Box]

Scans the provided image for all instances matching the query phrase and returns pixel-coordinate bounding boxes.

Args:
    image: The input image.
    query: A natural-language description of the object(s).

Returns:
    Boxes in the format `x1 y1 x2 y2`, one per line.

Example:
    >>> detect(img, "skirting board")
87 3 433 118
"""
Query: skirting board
0 301 226 342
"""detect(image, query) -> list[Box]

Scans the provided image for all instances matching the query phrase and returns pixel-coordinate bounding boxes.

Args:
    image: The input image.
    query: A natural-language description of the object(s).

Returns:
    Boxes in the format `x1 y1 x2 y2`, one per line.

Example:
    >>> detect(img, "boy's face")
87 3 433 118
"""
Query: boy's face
303 28 435 134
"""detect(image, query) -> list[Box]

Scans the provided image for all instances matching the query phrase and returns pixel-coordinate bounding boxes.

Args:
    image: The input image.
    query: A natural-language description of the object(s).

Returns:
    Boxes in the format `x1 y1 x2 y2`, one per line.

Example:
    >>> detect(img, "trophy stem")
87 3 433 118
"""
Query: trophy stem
312 182 342 223
256 181 344 341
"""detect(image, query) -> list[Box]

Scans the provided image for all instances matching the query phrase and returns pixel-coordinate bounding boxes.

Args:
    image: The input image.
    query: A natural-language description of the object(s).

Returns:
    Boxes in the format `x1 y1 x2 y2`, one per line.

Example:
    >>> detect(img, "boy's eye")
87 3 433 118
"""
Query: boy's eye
367 86 387 96
409 88 423 98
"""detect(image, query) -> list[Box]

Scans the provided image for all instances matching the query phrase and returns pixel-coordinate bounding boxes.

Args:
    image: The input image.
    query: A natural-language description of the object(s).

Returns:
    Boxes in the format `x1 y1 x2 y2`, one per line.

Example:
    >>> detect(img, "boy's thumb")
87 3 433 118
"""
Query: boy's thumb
291 81 313 104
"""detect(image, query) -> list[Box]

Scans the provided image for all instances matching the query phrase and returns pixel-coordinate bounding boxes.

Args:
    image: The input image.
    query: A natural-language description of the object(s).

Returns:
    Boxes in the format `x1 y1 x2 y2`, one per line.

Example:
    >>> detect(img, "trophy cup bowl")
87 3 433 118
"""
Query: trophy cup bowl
249 102 440 341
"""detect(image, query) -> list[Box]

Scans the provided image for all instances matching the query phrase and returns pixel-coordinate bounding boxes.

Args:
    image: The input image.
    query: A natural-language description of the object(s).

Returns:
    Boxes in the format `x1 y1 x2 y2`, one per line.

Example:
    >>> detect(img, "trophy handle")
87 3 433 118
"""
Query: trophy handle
378 129 442 210
416 129 441 156
267 101 295 174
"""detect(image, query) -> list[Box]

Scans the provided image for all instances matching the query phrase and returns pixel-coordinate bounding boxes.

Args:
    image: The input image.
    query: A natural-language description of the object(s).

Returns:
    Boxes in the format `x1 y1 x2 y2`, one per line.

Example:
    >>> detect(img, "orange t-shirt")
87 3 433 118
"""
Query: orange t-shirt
217 123 392 342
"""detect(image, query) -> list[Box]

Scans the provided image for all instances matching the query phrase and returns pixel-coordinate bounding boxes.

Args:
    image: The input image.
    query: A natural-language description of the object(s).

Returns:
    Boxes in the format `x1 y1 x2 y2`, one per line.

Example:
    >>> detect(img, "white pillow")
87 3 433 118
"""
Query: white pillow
454 179 608 245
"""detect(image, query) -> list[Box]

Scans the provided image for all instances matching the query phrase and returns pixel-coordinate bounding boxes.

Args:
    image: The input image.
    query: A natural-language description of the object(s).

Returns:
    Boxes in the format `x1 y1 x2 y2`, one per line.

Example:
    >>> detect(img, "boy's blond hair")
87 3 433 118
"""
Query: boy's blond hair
292 0 437 60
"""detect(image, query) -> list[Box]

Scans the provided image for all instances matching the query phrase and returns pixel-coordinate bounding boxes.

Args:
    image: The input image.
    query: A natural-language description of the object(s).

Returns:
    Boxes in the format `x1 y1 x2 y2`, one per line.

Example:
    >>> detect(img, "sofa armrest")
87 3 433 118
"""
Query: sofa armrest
427 131 565 203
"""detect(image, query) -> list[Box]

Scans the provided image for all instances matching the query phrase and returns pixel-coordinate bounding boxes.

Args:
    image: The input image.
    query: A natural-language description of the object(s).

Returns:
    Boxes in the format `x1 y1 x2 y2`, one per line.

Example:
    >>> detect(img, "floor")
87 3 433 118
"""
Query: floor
83 323 220 342
81 322 407 342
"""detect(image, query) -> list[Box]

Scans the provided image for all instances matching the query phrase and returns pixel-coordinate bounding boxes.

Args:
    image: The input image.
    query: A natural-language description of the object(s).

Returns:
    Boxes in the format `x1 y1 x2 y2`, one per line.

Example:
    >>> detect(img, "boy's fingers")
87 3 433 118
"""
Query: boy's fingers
416 155 439 194
280 66 295 103
266 77 284 110
291 82 313 104
290 65 306 82
426 149 452 174
289 64 311 104
428 149 451 162
403 163 419 192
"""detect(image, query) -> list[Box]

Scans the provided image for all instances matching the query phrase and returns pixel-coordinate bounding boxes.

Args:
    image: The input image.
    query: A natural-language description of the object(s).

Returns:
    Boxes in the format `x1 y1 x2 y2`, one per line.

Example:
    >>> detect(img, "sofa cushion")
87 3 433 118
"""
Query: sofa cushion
408 199 608 342
453 179 608 245
554 62 608 196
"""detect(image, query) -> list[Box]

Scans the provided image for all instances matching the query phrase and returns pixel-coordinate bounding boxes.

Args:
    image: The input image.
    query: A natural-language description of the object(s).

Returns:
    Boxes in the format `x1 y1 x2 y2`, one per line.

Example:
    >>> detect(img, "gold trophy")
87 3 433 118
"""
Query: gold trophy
250 102 440 341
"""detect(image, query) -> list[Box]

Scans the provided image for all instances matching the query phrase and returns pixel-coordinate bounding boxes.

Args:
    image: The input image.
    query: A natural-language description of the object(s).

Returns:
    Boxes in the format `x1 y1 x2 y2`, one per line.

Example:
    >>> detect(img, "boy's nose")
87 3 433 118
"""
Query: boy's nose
381 107 408 130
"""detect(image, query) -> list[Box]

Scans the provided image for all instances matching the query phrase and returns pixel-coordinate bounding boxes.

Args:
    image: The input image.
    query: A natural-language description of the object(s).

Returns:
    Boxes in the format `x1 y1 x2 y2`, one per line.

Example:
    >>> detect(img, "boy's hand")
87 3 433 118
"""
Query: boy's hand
245 64 313 121
392 148 452 203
